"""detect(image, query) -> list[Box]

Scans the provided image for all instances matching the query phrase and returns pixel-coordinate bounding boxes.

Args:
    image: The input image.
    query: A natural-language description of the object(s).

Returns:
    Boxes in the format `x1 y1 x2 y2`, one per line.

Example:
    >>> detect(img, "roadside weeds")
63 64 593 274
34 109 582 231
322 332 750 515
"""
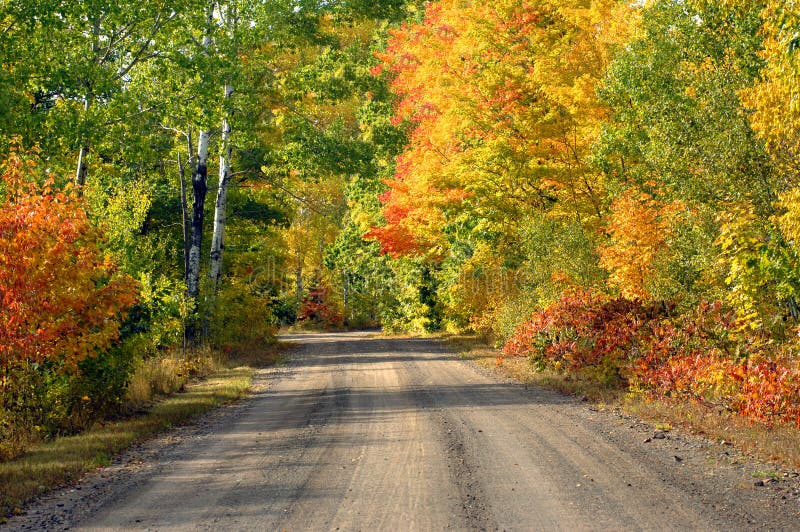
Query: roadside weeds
0 362 256 520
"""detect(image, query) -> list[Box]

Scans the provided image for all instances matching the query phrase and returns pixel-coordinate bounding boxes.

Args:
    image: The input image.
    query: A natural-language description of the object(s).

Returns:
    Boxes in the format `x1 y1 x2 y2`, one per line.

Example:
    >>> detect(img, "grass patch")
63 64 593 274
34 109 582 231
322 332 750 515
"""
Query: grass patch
233 340 293 368
0 365 253 518
445 334 800 468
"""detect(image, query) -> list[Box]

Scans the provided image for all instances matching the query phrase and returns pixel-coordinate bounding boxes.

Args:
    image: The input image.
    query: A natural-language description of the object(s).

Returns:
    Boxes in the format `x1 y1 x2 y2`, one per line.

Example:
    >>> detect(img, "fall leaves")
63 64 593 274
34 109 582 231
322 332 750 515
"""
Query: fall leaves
368 0 633 259
365 0 800 427
0 147 137 373
599 189 682 300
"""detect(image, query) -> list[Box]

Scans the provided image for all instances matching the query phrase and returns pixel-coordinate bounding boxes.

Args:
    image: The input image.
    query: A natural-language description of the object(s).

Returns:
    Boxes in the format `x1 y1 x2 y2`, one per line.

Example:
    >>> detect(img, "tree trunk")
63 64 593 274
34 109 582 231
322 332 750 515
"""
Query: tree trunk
75 146 89 187
342 270 349 326
209 83 234 292
186 3 215 302
178 151 191 281
184 130 209 347
187 130 210 301
295 262 303 303
74 98 91 188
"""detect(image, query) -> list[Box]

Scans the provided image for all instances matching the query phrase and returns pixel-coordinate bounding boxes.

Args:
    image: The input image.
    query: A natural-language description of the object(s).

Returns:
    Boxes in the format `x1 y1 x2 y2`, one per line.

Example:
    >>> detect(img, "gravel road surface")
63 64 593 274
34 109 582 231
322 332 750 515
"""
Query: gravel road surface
7 332 800 531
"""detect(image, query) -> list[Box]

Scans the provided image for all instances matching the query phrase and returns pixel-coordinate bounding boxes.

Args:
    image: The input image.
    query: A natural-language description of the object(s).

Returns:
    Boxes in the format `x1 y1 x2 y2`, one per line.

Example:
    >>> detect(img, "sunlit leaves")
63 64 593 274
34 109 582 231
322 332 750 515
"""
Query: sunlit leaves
0 147 138 373
740 1 800 182
598 188 682 300
370 0 633 258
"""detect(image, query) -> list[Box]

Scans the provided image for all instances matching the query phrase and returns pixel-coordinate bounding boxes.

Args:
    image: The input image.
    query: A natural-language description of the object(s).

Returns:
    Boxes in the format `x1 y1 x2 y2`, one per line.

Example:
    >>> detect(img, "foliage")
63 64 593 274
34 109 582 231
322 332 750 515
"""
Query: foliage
297 287 345 329
502 289 665 382
0 148 138 372
740 1 800 186
0 147 138 459
504 292 800 427
598 188 683 299
206 276 278 356
368 0 633 260
632 301 800 428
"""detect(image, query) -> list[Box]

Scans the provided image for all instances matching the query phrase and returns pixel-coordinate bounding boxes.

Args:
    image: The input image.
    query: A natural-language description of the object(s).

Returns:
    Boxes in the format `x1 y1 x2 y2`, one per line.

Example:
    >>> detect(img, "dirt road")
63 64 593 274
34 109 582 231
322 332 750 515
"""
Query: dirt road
9 332 800 530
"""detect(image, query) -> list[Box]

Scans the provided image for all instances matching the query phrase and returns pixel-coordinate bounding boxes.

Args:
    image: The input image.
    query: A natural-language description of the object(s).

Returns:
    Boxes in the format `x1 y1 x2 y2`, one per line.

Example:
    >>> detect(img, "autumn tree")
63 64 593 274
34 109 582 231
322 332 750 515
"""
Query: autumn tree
596 0 775 308
0 147 138 373
366 0 633 332
0 1 183 185
598 189 682 300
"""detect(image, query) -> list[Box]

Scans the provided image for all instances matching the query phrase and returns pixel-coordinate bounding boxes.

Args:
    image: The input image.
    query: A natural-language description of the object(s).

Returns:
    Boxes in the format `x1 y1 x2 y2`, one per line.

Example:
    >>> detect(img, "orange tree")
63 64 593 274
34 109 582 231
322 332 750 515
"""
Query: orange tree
0 147 137 452
369 0 633 254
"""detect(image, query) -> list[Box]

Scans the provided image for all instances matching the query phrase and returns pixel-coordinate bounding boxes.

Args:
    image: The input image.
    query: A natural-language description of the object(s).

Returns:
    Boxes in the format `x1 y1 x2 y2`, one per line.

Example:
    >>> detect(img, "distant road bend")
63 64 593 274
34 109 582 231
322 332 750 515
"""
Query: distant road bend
25 332 800 531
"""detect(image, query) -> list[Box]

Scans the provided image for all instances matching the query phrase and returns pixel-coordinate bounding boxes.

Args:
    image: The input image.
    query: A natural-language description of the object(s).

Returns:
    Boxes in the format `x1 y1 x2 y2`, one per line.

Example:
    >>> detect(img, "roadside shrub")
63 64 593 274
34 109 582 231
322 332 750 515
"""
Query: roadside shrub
0 146 138 461
502 290 667 379
632 301 800 426
206 278 278 357
504 292 800 427
0 346 137 462
297 287 344 329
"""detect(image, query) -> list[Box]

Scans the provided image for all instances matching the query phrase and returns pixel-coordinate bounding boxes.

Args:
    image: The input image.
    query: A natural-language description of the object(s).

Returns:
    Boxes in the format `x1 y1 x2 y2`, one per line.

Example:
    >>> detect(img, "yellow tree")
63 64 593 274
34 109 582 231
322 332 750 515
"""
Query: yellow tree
368 0 635 257
739 2 800 171
732 1 800 324
598 188 682 299
742 2 800 245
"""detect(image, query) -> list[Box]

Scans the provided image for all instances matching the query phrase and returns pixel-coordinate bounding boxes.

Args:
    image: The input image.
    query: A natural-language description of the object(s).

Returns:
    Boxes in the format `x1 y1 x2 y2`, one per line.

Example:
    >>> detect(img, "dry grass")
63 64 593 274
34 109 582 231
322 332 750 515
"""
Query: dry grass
124 354 191 410
229 341 291 368
0 366 252 518
626 397 800 467
445 334 800 468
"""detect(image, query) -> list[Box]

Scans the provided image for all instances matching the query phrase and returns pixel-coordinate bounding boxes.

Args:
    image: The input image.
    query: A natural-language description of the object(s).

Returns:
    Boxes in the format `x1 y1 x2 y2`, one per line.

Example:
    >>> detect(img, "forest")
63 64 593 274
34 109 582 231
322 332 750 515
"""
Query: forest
2 0 800 465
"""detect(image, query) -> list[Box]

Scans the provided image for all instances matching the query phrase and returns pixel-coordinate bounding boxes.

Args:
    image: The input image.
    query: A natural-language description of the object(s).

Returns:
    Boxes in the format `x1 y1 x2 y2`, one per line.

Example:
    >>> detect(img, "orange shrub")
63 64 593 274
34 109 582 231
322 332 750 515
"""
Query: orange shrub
297 287 344 329
0 147 138 373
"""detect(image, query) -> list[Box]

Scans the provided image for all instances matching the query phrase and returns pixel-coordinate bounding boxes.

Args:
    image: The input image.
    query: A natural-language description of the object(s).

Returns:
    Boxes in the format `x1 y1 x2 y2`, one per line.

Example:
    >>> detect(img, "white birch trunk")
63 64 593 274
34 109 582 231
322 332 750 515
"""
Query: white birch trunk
185 3 216 303
75 145 89 187
178 152 191 280
187 130 210 300
209 82 234 291
75 93 92 187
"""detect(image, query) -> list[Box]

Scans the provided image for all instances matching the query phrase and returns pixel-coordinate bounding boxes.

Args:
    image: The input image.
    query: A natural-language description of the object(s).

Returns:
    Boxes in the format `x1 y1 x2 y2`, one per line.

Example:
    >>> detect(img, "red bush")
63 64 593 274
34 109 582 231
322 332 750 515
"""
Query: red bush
297 287 344 329
504 292 800 427
502 289 667 376
0 147 138 373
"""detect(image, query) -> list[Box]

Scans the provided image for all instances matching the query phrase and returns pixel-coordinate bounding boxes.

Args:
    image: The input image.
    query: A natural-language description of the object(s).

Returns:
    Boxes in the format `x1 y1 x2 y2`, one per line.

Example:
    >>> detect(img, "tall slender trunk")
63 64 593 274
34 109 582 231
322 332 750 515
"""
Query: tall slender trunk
295 262 303 303
209 83 234 292
75 99 91 188
178 149 192 359
178 151 191 280
75 17 102 189
342 270 349 326
187 130 210 301
184 129 209 347
186 2 215 304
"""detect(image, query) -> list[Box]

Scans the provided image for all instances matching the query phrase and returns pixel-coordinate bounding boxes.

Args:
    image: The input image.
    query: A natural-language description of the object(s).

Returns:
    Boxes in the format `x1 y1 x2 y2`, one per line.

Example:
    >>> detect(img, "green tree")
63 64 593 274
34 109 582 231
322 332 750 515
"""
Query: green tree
597 0 775 304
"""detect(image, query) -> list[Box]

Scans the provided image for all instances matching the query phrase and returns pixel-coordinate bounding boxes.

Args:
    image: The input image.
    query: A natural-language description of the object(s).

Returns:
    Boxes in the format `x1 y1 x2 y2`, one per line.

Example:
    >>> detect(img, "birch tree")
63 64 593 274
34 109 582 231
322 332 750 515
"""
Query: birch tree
0 1 179 186
186 2 217 302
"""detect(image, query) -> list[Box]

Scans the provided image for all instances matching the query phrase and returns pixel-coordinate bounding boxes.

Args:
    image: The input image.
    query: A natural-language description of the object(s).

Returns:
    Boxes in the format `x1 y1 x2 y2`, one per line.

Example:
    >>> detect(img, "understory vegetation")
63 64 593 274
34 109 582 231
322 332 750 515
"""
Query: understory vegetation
3 0 800 492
